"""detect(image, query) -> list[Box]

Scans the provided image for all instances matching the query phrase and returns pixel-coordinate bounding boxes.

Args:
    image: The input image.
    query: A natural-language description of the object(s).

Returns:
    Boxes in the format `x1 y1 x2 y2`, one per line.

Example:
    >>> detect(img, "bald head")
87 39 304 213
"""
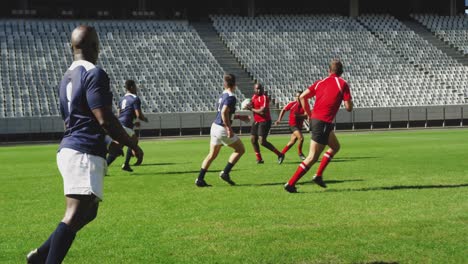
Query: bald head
71 25 99 64
329 59 344 76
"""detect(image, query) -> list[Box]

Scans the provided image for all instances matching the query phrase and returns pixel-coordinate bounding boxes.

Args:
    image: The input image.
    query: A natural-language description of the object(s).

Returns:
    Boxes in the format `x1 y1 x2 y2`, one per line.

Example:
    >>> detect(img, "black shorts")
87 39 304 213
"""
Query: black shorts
310 118 333 145
289 126 302 133
251 120 272 138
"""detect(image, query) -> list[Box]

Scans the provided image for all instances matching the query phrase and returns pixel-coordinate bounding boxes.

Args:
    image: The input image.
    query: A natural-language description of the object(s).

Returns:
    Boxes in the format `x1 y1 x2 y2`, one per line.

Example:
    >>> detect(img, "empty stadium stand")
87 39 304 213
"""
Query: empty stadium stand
211 14 467 109
0 19 246 118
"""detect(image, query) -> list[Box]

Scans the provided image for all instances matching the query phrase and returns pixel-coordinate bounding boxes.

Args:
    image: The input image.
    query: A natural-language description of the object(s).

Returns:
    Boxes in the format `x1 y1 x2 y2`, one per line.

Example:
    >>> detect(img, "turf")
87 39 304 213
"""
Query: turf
1 129 467 263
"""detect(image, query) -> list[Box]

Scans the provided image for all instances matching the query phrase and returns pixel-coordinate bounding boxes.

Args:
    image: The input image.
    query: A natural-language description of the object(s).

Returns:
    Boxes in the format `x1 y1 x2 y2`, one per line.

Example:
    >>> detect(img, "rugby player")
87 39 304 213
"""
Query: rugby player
106 80 148 172
248 83 284 164
26 25 143 263
196 74 250 187
274 91 308 161
284 59 353 192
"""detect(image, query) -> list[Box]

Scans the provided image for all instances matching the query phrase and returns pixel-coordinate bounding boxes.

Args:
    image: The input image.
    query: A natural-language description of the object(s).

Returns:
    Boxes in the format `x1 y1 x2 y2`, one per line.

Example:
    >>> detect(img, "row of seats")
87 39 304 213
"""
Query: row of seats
212 14 466 108
0 19 245 117
412 14 468 55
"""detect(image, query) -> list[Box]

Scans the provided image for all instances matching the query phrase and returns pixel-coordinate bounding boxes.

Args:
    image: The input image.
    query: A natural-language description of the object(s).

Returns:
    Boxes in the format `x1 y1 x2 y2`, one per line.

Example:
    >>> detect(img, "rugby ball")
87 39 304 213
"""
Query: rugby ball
241 99 252 110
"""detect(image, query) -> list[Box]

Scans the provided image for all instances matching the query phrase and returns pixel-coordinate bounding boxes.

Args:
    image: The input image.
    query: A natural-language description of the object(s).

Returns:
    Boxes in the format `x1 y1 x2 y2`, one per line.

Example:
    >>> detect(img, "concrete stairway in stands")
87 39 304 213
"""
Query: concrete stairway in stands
192 22 255 98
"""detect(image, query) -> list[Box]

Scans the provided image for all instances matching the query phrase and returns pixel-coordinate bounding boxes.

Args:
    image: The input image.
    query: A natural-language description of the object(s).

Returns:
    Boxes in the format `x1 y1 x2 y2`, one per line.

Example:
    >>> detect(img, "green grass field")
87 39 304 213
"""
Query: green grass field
1 129 467 263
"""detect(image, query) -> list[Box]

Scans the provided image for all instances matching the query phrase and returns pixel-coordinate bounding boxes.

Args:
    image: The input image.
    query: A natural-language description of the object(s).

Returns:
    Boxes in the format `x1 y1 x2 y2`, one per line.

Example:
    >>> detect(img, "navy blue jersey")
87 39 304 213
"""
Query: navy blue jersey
58 60 113 158
214 90 236 126
118 93 141 129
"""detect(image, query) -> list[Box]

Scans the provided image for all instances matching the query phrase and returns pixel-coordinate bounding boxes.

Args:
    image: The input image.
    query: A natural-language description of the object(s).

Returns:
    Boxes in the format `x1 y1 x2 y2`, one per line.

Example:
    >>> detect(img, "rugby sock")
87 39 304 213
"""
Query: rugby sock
281 145 291 154
124 147 132 166
255 152 263 161
36 229 57 261
198 168 208 180
288 162 310 186
106 155 117 166
45 222 76 264
272 148 282 156
316 151 334 177
223 162 235 174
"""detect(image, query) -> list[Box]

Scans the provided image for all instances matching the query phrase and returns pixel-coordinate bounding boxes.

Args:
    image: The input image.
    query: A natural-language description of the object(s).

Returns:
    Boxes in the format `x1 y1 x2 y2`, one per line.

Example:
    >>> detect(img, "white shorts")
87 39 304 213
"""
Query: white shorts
57 148 107 201
210 123 240 146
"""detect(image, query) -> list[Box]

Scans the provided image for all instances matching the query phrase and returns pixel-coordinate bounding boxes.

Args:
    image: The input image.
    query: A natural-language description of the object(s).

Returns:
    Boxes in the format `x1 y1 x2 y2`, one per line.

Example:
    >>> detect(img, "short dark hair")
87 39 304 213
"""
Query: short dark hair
125 80 136 91
296 90 303 95
224 74 236 88
254 83 263 91
329 59 344 76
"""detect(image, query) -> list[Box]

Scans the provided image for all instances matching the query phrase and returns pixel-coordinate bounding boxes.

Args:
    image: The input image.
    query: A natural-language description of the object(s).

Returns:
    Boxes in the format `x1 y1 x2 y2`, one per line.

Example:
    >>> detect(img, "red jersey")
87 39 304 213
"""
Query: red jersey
251 94 271 122
284 101 305 128
307 74 352 123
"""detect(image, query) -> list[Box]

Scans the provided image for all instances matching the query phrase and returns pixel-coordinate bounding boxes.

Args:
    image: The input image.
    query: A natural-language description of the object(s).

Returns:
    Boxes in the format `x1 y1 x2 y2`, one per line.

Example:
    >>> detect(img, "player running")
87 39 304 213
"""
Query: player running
106 80 148 172
27 25 143 263
284 59 353 193
196 74 250 187
247 83 284 164
274 91 308 161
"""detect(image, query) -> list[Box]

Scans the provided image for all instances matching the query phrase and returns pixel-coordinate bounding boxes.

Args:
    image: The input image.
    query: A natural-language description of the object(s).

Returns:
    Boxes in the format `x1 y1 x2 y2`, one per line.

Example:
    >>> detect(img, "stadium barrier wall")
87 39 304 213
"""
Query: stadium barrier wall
0 105 467 142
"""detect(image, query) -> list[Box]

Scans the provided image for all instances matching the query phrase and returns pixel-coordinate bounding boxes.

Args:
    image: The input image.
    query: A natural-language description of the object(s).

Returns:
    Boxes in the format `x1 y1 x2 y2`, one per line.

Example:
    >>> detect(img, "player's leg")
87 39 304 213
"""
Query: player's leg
196 143 222 187
122 134 138 172
46 195 98 263
295 130 306 160
258 121 284 163
280 131 297 155
315 131 340 178
219 138 245 185
251 122 263 163
285 140 325 192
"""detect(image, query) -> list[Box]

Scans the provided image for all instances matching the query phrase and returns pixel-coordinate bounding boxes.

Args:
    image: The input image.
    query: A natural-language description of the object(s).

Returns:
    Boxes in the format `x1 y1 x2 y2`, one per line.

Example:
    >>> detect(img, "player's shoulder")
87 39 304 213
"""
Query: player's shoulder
86 66 109 80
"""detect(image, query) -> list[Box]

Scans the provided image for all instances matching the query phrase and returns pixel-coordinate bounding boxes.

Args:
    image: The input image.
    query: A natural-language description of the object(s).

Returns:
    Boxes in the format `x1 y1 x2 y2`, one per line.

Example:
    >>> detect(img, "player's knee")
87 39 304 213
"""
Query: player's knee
259 138 268 146
238 146 246 156
85 207 98 224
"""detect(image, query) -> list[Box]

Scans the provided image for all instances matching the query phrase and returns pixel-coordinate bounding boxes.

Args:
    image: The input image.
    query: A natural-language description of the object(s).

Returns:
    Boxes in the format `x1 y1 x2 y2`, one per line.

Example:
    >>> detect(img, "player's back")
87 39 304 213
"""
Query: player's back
118 93 140 129
214 91 236 126
311 74 351 123
58 60 112 158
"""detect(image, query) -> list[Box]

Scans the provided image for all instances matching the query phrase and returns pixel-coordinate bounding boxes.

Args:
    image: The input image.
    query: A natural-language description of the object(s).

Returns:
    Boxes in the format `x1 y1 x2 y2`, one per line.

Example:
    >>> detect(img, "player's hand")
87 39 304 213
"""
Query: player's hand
239 115 251 123
108 141 124 157
274 120 280 126
132 145 144 166
226 127 234 138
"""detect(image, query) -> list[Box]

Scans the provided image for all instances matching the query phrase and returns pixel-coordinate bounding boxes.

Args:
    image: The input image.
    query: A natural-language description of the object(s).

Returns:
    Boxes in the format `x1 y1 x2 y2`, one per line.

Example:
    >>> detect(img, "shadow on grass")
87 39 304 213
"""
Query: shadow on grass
365 262 399 264
236 179 363 187
281 156 378 165
135 162 177 166
322 183 468 193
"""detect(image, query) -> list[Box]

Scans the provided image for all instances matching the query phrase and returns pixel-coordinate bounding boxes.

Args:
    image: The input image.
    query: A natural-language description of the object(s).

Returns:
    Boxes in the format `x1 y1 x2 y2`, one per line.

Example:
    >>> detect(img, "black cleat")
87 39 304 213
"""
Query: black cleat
121 164 133 172
195 179 211 187
299 153 306 161
278 154 285 164
219 171 236 185
312 175 327 188
284 183 297 193
26 249 42 264
256 159 264 164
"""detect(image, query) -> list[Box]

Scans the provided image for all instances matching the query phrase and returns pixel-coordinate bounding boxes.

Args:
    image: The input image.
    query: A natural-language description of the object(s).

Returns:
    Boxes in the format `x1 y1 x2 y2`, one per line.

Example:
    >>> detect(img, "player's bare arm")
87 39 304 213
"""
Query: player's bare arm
92 106 143 162
234 114 251 123
135 109 148 122
251 106 265 115
221 105 234 138
275 108 287 125
299 89 313 117
344 100 353 112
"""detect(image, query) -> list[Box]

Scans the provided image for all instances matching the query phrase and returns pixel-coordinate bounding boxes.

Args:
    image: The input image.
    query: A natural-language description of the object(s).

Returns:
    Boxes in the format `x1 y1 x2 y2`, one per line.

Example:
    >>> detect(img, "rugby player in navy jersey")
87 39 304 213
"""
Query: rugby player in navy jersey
26 25 143 263
196 74 250 187
106 80 148 172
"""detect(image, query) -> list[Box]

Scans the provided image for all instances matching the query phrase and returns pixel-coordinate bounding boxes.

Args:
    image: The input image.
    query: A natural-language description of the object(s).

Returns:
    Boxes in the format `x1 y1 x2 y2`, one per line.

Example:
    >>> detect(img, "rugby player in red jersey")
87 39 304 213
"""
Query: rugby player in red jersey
274 91 308 161
284 59 353 192
248 83 284 164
